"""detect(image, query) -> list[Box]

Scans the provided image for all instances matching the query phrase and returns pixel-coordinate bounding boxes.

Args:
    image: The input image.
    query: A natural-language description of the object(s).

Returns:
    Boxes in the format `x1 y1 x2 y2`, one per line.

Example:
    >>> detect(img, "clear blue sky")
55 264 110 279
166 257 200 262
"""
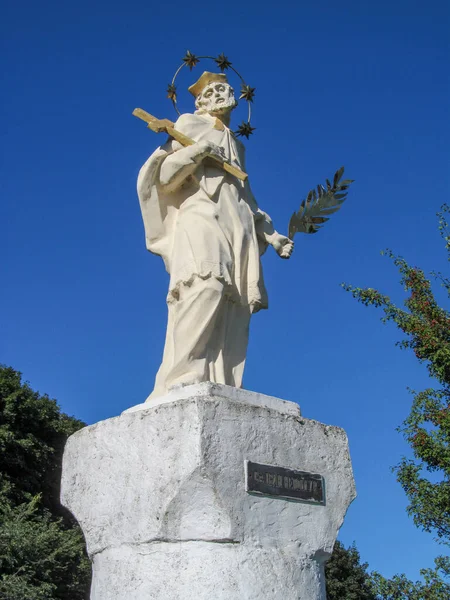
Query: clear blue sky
2 0 449 583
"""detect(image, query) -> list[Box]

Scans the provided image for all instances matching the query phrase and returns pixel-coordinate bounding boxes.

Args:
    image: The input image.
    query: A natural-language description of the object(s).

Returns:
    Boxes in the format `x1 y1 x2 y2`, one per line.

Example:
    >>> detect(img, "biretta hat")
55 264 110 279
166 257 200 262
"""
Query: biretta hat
188 71 229 97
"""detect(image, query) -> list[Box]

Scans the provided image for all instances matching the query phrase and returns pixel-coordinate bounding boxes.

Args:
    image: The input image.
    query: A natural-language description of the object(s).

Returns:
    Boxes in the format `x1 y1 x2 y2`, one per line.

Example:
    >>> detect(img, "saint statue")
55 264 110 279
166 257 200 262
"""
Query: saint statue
137 71 294 398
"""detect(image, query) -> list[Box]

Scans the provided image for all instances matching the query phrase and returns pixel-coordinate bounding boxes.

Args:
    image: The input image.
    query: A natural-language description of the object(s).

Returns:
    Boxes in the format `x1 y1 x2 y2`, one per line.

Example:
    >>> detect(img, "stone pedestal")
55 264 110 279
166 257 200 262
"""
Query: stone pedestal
61 383 356 599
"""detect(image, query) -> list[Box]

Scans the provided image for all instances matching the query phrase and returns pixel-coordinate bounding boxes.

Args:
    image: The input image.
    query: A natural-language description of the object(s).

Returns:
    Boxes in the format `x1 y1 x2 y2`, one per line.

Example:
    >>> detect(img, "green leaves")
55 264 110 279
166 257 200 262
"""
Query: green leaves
0 366 84 508
343 205 450 557
325 541 376 600
396 388 450 541
0 495 90 600
0 366 90 598
325 539 450 599
371 556 450 599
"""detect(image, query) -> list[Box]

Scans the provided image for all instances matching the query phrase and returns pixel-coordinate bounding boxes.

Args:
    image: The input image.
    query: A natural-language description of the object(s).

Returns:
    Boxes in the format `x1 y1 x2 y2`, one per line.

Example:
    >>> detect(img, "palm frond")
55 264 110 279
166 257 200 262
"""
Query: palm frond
288 167 354 238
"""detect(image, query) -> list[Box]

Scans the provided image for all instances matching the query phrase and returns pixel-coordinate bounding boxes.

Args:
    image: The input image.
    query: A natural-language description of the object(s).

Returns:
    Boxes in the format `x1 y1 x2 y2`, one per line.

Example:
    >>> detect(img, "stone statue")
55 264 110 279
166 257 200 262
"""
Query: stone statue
137 71 294 398
60 59 356 600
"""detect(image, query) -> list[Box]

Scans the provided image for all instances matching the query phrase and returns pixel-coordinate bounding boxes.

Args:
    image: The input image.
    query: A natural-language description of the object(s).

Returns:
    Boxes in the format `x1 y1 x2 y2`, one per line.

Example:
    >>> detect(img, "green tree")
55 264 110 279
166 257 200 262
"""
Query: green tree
325 543 450 599
0 365 90 599
371 556 450 599
343 205 450 595
325 541 376 600
0 495 90 600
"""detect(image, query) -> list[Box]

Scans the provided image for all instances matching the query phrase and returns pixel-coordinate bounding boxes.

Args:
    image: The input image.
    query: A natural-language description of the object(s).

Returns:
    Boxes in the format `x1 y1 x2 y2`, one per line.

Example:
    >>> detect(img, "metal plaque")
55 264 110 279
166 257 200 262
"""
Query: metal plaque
245 461 325 505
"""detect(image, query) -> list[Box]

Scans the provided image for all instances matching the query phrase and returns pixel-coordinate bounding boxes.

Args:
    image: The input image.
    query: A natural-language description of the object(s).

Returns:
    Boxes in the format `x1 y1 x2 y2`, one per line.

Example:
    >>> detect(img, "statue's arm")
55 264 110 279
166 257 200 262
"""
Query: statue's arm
247 184 295 260
159 139 225 193
159 142 208 192
255 208 276 242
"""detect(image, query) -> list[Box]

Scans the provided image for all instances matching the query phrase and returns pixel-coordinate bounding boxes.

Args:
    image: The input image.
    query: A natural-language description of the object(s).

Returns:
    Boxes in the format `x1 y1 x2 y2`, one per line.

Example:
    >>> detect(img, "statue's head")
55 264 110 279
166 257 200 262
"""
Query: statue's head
189 72 237 117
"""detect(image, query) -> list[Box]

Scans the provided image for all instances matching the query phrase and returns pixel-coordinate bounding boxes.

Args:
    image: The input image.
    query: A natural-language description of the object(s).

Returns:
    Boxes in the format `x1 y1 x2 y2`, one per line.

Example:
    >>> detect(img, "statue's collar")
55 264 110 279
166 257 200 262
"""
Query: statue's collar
194 111 230 133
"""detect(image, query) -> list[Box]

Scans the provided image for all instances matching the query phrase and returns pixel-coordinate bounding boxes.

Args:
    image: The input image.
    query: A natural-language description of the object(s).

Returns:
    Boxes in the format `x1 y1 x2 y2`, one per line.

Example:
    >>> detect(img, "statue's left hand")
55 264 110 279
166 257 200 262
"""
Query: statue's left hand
272 234 294 259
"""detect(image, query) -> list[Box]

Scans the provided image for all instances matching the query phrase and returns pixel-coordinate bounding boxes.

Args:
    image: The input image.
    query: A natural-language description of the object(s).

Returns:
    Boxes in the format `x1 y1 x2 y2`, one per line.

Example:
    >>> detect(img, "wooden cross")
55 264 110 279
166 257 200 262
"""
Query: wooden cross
132 108 248 181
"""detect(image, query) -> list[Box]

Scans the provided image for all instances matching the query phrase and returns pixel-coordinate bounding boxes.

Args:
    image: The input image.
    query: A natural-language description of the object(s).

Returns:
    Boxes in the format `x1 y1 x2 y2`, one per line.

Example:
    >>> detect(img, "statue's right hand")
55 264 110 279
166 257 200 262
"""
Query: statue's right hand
196 140 226 163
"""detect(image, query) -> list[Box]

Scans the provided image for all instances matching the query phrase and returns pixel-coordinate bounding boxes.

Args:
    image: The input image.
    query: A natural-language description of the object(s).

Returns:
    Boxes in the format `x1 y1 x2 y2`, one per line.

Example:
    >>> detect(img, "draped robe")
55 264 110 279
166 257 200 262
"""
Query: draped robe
137 112 274 398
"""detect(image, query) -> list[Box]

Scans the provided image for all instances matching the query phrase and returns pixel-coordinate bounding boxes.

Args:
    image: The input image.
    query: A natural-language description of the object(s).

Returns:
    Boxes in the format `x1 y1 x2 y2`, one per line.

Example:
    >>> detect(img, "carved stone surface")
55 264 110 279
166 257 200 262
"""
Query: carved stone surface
61 384 356 599
137 73 294 399
123 381 301 416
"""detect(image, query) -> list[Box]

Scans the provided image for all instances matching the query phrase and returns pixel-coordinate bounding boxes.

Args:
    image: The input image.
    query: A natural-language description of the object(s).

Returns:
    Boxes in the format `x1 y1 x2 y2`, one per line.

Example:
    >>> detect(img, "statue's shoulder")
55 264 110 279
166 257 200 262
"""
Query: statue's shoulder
174 113 211 136
175 113 214 139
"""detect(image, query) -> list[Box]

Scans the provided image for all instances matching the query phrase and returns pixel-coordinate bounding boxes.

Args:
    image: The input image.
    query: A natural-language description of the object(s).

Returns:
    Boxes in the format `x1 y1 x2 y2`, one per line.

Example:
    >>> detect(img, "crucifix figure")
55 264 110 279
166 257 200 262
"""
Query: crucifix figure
137 71 294 399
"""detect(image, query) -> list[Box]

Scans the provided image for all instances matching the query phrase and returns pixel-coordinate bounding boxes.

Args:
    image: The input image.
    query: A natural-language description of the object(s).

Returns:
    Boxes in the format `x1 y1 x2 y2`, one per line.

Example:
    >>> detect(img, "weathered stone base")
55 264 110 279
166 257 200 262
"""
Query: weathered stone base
61 383 355 599
91 544 326 600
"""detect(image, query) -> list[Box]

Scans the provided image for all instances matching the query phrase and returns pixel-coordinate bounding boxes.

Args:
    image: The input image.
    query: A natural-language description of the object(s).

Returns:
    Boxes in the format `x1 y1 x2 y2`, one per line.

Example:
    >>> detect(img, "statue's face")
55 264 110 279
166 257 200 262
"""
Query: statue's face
195 82 237 115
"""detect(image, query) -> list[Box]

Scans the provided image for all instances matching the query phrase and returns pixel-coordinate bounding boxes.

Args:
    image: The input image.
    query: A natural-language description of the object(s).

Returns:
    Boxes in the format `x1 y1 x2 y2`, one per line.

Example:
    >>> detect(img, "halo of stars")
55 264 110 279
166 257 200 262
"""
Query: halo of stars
167 51 256 139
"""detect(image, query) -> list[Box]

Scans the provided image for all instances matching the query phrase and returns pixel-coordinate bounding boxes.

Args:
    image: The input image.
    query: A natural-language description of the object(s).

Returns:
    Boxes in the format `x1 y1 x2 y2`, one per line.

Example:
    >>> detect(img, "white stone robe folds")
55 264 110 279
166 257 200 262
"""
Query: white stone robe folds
137 112 273 397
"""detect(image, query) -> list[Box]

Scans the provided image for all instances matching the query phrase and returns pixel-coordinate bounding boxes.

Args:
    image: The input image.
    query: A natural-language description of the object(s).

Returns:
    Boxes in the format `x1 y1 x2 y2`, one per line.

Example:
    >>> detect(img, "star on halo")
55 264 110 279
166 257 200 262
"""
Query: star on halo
239 84 256 102
182 50 200 71
236 121 256 139
166 83 177 101
215 53 232 71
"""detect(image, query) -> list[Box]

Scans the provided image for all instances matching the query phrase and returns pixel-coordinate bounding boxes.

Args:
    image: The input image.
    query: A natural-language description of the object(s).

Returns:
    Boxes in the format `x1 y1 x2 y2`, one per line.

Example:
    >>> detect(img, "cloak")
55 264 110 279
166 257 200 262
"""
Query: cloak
137 112 271 312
